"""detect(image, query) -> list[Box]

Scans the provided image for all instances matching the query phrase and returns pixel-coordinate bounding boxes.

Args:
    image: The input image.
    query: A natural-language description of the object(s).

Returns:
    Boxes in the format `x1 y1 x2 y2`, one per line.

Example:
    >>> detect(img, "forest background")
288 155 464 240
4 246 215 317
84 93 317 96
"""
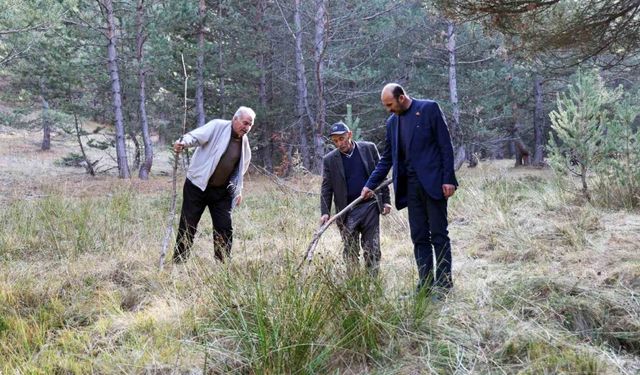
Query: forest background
8 0 640 176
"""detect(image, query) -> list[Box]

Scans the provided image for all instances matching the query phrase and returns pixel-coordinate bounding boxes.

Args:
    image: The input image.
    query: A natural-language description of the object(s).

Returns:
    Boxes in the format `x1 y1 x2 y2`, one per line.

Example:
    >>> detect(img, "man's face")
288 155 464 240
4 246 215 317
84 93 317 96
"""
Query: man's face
331 132 353 153
232 113 254 137
381 91 404 114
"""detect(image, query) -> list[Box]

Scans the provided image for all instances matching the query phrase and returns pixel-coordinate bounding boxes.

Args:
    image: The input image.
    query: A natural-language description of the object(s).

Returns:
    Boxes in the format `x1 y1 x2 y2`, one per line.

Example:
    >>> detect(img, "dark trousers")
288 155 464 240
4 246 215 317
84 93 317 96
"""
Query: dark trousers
407 176 452 290
173 178 233 262
338 201 381 277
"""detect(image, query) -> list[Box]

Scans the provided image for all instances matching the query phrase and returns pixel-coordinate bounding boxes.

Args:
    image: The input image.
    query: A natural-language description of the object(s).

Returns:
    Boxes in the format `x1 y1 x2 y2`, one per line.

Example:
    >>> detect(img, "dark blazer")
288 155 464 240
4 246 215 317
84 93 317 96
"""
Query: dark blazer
365 99 458 209
321 141 391 219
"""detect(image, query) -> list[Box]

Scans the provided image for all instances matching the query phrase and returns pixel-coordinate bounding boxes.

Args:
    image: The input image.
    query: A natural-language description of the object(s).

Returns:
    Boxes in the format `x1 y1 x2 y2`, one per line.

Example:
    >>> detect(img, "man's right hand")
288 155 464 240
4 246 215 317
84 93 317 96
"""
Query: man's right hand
173 141 184 153
320 214 329 225
360 186 374 200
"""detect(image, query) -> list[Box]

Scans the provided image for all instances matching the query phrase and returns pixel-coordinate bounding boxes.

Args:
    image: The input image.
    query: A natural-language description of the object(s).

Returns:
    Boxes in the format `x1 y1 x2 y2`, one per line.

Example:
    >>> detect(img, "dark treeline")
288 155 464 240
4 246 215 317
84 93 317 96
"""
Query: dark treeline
1 0 639 178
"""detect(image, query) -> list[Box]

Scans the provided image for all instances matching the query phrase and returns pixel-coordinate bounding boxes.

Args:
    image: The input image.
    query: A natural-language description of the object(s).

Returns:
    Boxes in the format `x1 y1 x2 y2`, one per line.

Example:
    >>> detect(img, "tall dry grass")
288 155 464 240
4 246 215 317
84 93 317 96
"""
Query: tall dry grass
0 160 639 374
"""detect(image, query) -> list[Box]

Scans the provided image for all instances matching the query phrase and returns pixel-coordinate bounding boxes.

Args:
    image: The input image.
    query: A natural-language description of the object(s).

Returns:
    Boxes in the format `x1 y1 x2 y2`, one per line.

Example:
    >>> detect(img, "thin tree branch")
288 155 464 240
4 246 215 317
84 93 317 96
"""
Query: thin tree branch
362 3 403 21
0 23 50 35
159 54 188 271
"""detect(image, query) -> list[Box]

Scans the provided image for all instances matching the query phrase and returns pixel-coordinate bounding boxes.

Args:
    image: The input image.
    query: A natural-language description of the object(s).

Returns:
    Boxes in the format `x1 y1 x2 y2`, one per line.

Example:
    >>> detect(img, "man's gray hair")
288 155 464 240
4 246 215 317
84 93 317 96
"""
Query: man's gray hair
233 106 256 121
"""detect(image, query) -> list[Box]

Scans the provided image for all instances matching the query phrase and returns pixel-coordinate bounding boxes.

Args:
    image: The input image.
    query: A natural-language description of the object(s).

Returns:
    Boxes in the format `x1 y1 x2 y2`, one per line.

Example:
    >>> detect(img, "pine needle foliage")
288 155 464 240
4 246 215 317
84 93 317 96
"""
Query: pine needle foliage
548 69 640 207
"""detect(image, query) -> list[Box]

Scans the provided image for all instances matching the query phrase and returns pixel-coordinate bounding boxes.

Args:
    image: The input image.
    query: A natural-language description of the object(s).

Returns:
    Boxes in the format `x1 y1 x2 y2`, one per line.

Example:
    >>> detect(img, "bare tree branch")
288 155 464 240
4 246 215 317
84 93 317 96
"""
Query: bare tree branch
0 23 49 35
159 54 188 271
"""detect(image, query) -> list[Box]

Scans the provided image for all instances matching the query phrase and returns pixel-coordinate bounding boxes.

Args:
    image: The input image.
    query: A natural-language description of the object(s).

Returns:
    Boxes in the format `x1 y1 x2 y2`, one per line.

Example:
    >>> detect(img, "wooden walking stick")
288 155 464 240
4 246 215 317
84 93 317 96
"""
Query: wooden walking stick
159 54 189 270
298 178 392 270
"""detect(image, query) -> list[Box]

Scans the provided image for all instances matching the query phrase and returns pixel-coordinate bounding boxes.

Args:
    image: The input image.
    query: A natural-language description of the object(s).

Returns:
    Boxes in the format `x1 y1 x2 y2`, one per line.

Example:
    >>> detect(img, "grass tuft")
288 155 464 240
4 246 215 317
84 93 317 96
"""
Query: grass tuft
0 161 638 373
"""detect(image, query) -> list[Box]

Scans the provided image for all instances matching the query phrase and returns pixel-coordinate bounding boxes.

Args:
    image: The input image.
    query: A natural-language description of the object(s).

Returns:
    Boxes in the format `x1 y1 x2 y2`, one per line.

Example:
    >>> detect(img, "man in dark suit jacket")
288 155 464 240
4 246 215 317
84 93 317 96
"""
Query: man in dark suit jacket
361 84 458 294
321 122 391 276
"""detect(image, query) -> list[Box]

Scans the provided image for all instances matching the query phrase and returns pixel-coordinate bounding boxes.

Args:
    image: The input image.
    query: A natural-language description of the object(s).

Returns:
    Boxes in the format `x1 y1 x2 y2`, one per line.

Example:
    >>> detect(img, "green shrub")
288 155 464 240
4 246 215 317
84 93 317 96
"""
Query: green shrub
549 70 640 207
56 152 86 168
548 69 621 201
592 92 640 208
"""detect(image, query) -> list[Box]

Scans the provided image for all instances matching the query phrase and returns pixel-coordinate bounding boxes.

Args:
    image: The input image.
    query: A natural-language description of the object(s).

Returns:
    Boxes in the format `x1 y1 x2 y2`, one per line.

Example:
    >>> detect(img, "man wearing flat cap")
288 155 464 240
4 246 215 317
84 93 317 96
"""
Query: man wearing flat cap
320 121 392 276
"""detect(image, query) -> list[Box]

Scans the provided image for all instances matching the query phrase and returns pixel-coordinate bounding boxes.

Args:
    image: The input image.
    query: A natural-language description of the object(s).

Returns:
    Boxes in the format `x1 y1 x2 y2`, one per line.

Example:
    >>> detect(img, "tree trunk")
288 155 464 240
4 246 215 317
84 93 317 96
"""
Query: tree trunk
101 0 130 178
580 164 590 201
507 139 515 159
257 0 273 172
218 1 226 118
467 143 478 167
40 79 51 151
514 139 531 166
446 21 466 171
312 0 327 174
453 146 466 171
130 130 141 171
73 112 96 176
257 58 274 171
219 46 225 118
136 0 153 179
294 0 311 169
512 122 531 167
533 74 545 166
195 0 206 127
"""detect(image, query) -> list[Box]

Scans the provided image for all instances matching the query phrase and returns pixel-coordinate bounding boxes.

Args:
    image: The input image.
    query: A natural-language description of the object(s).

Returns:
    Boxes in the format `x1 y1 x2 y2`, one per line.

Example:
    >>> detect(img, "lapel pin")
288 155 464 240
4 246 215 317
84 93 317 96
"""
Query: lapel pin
416 112 420 116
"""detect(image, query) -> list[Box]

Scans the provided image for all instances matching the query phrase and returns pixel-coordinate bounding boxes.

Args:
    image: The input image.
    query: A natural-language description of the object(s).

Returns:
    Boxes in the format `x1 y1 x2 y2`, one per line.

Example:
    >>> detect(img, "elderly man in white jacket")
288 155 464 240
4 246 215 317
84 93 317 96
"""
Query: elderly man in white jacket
172 106 254 263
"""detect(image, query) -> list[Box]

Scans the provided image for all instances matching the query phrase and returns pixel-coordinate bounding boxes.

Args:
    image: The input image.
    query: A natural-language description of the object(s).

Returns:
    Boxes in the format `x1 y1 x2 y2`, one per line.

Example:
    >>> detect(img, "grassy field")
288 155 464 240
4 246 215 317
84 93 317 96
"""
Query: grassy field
0 127 639 374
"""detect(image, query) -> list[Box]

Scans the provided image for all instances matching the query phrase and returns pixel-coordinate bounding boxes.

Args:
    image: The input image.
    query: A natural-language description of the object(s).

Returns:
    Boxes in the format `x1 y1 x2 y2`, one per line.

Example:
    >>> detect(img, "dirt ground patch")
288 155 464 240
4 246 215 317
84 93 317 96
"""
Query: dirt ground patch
0 126 177 202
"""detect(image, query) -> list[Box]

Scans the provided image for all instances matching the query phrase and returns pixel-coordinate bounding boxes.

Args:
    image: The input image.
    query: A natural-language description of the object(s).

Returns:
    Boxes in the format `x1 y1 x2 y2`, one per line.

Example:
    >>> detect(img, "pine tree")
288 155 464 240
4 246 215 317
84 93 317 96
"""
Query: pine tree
596 93 640 208
548 69 621 200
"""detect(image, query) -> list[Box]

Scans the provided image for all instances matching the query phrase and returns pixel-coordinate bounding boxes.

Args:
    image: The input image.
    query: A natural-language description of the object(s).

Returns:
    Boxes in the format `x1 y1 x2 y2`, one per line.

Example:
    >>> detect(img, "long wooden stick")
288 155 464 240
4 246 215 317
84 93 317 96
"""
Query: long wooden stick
159 54 188 270
298 178 392 270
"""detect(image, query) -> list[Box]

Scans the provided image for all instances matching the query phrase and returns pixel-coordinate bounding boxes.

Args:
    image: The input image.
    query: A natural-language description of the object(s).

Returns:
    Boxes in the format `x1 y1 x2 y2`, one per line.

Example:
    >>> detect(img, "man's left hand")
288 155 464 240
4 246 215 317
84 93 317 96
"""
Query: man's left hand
442 184 456 199
382 203 392 215
360 186 374 200
234 194 243 206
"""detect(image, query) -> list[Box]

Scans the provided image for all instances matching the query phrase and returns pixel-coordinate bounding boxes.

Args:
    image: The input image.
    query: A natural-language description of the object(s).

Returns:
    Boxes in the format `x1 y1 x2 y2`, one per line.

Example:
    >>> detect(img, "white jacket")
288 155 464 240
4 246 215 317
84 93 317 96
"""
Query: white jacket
178 119 251 208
